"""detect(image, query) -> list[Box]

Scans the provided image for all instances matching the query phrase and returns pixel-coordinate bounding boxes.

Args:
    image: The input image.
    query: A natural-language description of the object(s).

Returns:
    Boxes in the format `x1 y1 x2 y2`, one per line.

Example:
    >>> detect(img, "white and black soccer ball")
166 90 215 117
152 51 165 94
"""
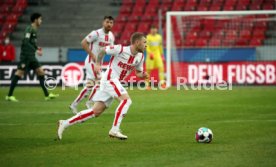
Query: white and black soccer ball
195 127 213 143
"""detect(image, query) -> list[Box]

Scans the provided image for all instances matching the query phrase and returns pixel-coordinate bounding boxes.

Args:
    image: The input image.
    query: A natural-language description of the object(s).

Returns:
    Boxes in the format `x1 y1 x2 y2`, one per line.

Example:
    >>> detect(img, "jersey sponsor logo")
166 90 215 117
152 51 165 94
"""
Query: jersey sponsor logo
118 61 135 70
61 63 84 87
99 42 110 47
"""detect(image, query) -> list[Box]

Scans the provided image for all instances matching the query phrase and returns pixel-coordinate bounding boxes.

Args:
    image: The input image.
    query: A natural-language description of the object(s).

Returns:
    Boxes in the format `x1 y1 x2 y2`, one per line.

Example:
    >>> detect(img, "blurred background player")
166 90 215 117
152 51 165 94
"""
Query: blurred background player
57 32 148 140
5 13 58 102
145 25 166 89
0 36 15 62
69 16 115 114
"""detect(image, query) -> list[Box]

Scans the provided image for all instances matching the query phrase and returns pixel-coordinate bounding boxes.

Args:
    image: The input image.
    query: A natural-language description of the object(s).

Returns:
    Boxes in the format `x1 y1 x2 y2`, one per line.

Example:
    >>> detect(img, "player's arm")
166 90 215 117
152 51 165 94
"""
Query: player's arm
136 70 149 79
135 56 148 79
81 31 98 62
94 45 122 73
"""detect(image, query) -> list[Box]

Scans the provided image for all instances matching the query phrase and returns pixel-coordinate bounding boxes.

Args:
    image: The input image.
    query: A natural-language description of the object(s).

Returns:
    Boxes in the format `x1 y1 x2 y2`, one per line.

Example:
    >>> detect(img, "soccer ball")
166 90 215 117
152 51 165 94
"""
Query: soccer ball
195 127 213 143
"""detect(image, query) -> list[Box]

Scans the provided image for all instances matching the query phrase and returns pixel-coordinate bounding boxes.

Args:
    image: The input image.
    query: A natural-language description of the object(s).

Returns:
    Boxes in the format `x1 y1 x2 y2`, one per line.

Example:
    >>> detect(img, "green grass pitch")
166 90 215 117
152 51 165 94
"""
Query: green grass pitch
0 86 276 167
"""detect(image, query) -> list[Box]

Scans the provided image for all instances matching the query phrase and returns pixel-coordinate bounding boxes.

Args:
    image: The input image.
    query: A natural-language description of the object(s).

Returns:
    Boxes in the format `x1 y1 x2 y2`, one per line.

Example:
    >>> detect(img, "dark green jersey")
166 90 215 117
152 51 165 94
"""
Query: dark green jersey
20 25 38 59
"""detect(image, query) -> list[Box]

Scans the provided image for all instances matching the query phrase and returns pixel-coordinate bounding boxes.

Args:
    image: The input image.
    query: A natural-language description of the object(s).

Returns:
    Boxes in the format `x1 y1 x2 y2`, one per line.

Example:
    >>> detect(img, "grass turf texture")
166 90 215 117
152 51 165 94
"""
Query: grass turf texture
0 86 276 167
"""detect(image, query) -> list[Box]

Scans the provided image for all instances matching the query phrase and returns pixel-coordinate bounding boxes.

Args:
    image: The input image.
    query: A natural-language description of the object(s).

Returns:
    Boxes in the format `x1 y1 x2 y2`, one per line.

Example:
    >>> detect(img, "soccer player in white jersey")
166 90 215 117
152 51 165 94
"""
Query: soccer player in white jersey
57 32 148 140
69 16 115 114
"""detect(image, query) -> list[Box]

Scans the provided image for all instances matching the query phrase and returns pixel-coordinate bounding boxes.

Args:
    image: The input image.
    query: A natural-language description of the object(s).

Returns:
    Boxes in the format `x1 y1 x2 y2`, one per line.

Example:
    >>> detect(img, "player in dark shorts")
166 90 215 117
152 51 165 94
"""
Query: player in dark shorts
5 13 58 102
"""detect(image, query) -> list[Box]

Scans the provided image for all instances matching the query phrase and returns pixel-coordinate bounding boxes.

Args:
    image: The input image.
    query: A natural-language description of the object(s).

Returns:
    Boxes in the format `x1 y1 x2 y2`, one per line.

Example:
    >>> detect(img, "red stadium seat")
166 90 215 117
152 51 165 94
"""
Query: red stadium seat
262 4 274 10
237 0 250 6
225 30 238 40
235 5 247 10
134 0 146 6
183 39 195 47
235 39 248 46
160 5 171 15
131 7 144 15
186 0 198 6
174 39 182 47
172 0 185 9
239 30 251 39
209 38 221 47
225 0 237 6
161 0 174 6
250 4 261 10
209 5 221 11
12 5 25 16
140 15 153 24
119 5 132 15
195 39 207 47
197 5 208 11
186 31 198 40
184 5 196 11
124 23 137 32
116 14 128 23
249 39 262 46
128 15 140 24
223 5 235 11
148 0 159 4
122 0 134 6
252 30 265 39
112 23 125 33
5 0 16 6
137 24 150 34
171 5 183 11
199 31 211 39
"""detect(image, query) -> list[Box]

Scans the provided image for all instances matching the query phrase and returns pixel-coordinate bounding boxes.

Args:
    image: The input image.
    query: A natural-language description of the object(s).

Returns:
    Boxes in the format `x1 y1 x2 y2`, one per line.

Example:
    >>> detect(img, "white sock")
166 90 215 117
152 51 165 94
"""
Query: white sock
88 85 99 101
64 108 95 127
72 87 92 106
111 99 132 131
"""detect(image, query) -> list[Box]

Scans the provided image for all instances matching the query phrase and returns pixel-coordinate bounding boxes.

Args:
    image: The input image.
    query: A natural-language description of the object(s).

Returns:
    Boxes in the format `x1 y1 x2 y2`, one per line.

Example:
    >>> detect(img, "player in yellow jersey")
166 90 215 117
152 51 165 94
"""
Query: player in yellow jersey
146 25 166 89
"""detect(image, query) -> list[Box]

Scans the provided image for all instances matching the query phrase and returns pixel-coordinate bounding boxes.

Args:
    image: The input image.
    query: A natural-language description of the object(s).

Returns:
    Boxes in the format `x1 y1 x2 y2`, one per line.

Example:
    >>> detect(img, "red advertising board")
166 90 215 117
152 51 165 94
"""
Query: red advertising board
171 61 276 85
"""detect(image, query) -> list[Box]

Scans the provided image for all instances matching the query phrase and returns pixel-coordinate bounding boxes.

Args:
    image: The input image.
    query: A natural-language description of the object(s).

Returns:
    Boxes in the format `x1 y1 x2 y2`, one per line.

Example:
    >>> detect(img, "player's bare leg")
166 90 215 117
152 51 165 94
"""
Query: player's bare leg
145 69 152 90
69 80 94 114
6 69 24 102
57 101 106 140
35 67 59 100
109 93 132 140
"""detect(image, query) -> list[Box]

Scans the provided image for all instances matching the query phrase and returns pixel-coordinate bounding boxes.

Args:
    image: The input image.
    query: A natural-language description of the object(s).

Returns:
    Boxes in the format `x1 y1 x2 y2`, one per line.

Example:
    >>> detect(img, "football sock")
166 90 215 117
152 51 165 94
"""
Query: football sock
145 69 152 87
66 108 95 127
158 66 165 84
112 99 132 131
8 75 20 96
72 87 92 106
88 85 99 101
38 75 49 97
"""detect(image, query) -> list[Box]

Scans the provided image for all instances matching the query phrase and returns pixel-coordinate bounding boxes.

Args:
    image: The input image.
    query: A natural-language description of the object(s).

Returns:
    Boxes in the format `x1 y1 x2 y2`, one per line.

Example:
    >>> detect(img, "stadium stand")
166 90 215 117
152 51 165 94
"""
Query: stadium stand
1 0 120 47
0 0 275 48
114 0 276 47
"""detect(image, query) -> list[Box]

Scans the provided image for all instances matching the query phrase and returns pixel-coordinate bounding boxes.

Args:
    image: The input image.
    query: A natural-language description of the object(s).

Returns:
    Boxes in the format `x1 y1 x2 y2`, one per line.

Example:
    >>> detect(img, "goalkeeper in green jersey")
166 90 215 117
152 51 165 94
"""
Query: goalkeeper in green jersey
6 13 58 102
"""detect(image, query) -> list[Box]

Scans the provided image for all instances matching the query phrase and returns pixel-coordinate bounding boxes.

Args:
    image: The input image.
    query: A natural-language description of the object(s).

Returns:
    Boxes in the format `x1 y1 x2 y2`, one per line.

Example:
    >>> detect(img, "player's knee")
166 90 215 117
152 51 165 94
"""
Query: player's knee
86 80 95 89
126 98 132 106
15 70 24 77
35 68 45 76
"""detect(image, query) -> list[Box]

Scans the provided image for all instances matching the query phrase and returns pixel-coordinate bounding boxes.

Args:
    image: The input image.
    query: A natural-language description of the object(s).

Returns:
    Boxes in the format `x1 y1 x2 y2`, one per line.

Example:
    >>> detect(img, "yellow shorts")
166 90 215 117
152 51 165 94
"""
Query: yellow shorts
146 55 164 70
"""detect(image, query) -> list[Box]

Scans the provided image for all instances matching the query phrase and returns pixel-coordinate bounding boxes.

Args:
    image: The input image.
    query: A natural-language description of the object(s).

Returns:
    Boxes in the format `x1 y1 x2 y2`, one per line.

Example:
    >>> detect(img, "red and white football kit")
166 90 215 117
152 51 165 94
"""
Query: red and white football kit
92 44 144 107
71 28 114 109
66 45 144 131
